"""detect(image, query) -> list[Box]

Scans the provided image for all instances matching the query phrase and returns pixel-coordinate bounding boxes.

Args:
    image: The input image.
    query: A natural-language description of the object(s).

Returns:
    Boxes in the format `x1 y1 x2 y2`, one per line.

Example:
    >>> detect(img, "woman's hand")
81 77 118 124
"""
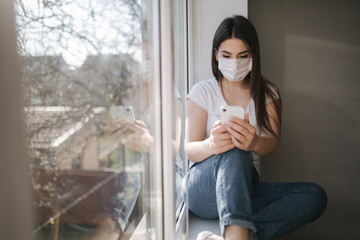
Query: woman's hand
226 114 258 151
105 119 153 153
209 120 235 154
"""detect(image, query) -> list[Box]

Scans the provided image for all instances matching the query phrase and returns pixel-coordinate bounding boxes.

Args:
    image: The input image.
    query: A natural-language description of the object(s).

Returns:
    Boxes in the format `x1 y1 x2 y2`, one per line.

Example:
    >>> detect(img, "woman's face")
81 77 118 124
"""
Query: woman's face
216 38 251 61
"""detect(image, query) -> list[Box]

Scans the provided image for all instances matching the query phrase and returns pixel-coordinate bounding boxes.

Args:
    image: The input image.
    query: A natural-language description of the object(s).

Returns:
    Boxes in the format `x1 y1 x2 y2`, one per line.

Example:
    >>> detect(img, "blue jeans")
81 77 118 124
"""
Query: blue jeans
182 148 327 240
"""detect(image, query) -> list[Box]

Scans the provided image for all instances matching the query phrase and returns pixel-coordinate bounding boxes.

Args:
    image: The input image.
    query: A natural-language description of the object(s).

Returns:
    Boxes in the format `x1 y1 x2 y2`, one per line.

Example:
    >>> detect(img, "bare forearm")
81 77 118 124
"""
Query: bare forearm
185 138 214 162
252 135 279 156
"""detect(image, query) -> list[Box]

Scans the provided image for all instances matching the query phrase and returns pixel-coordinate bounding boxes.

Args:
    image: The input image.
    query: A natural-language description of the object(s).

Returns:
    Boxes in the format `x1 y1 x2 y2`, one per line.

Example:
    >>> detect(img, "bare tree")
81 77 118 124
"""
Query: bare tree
15 0 145 234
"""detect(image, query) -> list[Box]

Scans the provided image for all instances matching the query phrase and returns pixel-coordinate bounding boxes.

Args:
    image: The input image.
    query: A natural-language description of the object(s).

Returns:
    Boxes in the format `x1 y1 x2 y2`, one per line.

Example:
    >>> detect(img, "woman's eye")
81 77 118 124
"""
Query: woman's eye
222 55 230 58
239 55 249 58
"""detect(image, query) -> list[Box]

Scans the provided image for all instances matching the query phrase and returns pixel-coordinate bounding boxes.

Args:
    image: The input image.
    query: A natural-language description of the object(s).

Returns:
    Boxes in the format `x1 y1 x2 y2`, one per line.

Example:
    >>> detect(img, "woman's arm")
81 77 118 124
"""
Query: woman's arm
226 100 280 156
252 100 281 155
185 99 235 162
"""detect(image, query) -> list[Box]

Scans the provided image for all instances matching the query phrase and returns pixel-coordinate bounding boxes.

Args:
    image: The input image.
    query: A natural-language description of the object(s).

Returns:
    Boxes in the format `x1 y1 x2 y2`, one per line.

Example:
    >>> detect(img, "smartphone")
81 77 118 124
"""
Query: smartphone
109 105 135 122
220 105 245 124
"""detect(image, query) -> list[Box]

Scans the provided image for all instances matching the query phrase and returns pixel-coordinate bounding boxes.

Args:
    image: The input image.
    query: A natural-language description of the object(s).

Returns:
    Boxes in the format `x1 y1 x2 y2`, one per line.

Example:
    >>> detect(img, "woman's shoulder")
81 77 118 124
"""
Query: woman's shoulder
190 77 217 93
193 77 216 86
187 77 217 111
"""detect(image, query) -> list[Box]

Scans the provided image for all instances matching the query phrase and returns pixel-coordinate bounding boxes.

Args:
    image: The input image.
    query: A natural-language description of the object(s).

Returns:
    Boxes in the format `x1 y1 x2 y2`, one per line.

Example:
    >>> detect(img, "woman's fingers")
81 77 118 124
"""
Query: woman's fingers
227 115 257 151
123 122 142 133
212 120 221 128
229 116 256 136
230 135 241 148
227 126 247 149
105 120 126 134
135 120 148 129
215 132 232 140
229 117 251 134
209 121 238 154
112 128 128 142
211 133 234 154
226 126 245 142
211 122 228 134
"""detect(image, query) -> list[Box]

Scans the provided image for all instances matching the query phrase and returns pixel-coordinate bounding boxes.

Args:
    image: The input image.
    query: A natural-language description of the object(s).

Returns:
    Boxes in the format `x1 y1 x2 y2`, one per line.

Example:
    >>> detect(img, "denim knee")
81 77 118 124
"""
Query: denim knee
214 148 256 234
303 183 328 221
214 148 253 176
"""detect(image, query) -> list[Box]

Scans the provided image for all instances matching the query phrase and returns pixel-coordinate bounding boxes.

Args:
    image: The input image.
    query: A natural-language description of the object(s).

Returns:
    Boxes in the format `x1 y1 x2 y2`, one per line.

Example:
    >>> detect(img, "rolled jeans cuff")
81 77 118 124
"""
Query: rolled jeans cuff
220 213 257 236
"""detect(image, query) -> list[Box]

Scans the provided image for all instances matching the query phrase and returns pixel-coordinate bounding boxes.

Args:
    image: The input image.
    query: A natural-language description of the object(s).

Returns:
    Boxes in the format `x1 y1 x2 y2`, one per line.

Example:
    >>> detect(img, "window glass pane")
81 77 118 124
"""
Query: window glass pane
172 0 187 219
16 0 158 239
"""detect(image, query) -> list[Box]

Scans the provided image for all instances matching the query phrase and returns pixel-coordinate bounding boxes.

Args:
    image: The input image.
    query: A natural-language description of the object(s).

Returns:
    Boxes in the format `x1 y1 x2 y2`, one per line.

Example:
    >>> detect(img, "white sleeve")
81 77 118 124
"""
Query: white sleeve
187 81 208 112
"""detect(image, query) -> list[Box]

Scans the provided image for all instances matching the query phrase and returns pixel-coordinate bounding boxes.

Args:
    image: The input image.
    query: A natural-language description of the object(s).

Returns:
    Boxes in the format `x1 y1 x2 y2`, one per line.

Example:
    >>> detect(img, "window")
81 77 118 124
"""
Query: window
17 0 188 238
173 0 188 235
16 0 169 239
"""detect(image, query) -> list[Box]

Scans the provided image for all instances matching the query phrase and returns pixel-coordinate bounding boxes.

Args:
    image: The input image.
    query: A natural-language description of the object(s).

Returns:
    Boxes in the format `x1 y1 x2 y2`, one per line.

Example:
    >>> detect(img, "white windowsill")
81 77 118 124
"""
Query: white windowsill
188 212 221 240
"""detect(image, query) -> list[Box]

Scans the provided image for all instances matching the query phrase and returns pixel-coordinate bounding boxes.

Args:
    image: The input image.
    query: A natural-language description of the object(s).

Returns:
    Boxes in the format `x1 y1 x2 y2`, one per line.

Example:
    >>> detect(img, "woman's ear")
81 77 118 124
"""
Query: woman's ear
214 49 219 62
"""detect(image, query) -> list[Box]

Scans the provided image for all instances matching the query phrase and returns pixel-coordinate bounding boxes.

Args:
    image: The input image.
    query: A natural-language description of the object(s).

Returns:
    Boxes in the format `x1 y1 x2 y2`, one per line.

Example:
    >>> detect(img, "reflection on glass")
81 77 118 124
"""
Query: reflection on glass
17 0 156 239
173 0 187 223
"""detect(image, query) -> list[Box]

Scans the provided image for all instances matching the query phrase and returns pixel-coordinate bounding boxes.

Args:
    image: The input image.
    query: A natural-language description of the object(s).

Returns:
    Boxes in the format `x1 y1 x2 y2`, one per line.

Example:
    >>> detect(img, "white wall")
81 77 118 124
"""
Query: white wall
188 0 247 86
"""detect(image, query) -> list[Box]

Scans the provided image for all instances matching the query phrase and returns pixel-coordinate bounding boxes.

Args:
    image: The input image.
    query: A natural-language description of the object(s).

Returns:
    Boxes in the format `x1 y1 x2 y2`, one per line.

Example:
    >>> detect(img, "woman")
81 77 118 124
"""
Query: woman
183 15 327 240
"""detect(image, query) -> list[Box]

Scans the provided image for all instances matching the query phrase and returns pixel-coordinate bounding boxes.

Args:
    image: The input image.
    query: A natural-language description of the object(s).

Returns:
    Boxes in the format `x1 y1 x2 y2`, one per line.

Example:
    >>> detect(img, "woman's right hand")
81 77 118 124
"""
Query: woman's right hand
104 119 153 153
209 120 235 154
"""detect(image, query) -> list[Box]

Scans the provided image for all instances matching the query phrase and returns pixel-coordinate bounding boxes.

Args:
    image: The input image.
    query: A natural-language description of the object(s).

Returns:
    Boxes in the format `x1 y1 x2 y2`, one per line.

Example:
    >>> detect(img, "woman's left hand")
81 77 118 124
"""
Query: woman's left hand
226 113 258 151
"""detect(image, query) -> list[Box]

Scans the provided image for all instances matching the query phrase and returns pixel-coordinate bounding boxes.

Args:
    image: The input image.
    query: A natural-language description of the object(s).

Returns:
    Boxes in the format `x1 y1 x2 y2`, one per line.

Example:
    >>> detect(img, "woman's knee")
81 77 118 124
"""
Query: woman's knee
309 183 327 216
216 148 253 171
299 182 328 221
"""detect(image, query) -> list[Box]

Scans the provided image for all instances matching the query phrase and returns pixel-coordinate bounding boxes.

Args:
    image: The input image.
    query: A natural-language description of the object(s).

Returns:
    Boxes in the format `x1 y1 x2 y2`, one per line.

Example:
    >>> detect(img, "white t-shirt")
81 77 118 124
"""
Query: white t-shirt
187 77 269 174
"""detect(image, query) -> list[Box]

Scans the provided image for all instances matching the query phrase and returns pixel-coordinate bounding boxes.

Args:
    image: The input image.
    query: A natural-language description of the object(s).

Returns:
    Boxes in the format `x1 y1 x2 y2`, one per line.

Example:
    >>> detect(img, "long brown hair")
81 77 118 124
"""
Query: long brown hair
211 15 282 137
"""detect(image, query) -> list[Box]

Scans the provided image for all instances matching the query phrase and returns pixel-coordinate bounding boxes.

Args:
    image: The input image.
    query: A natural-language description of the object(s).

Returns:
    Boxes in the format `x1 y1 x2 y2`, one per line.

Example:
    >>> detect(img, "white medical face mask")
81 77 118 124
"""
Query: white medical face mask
218 56 252 82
